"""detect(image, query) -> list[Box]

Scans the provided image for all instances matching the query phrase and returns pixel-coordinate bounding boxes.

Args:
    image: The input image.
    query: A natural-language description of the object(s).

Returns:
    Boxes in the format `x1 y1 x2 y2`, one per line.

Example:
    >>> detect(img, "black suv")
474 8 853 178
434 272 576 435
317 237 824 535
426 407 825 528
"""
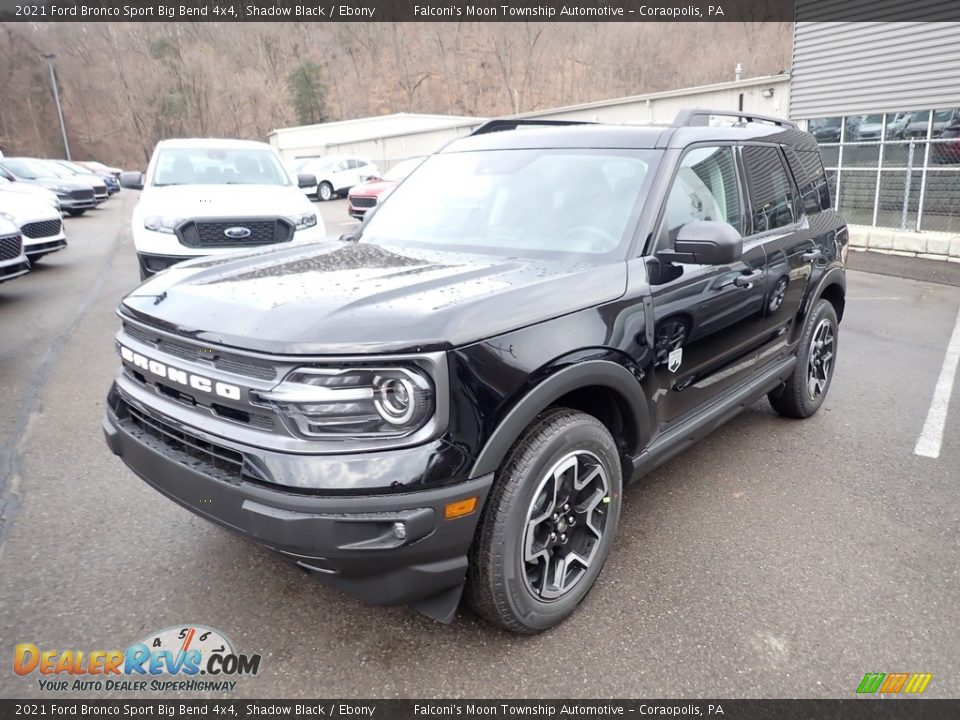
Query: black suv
103 110 847 633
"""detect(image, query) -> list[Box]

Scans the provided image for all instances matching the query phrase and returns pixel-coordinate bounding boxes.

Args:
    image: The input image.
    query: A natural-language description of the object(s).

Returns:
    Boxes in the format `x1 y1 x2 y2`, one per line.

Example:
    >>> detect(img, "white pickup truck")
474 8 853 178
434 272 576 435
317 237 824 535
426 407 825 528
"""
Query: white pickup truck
120 138 326 279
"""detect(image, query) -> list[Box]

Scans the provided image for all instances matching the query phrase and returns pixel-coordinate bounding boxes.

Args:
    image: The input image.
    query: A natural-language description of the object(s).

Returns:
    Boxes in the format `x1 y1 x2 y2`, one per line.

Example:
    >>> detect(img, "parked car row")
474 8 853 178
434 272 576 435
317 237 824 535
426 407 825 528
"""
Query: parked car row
0 156 120 216
0 154 118 288
0 189 71 288
811 108 960 146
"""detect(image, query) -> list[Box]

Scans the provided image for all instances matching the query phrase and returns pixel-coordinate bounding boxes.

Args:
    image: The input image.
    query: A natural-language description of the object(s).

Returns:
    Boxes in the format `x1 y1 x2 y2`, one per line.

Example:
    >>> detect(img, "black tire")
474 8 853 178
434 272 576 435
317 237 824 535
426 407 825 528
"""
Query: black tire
66 209 86 217
768 298 839 418
467 408 622 634
318 182 334 201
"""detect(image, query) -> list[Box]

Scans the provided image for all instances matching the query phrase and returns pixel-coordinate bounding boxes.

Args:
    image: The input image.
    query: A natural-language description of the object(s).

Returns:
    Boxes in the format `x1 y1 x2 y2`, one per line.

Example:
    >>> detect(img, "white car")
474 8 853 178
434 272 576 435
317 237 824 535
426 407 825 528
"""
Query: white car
0 173 61 211
0 216 31 285
120 138 326 279
0 194 68 261
293 155 380 201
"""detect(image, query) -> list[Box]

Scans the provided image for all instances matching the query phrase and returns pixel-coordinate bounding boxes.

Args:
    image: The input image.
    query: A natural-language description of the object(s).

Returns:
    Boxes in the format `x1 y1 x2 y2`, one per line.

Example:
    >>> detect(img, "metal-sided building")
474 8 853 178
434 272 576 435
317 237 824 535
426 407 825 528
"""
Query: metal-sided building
267 74 791 172
268 113 483 169
791 21 960 235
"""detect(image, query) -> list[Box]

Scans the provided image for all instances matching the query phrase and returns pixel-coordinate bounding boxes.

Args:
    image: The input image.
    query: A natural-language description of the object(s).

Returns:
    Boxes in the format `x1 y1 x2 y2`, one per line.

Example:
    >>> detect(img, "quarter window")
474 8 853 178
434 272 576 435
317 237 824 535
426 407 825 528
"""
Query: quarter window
784 147 831 215
661 145 741 246
742 146 796 233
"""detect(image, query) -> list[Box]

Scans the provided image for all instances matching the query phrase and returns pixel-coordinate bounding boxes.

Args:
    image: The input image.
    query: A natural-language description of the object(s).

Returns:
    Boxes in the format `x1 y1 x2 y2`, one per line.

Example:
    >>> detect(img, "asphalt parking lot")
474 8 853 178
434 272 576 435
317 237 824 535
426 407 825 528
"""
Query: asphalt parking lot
1 194 958 699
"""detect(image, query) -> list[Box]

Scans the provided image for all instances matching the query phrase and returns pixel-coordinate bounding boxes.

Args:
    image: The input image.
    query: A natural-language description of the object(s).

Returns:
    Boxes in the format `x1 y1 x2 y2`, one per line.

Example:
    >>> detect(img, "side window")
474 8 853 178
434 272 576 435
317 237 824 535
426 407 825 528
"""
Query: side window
742 146 796 233
661 145 741 246
347 159 363 170
783 147 831 215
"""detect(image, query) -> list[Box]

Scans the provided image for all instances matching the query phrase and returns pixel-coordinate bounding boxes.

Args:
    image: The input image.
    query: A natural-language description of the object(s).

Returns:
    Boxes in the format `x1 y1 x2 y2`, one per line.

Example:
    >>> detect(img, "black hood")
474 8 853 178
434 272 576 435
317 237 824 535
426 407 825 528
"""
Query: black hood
121 241 627 355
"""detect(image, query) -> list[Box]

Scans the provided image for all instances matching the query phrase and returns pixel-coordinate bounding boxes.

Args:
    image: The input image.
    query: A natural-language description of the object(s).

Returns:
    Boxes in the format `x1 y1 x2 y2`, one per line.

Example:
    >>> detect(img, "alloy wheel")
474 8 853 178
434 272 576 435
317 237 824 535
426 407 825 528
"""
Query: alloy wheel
807 318 835 400
521 450 610 601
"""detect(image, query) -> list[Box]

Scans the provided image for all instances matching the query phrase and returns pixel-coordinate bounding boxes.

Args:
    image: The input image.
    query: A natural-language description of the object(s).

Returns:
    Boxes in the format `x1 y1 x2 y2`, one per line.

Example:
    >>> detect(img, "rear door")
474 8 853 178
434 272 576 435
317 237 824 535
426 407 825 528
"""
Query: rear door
740 144 820 351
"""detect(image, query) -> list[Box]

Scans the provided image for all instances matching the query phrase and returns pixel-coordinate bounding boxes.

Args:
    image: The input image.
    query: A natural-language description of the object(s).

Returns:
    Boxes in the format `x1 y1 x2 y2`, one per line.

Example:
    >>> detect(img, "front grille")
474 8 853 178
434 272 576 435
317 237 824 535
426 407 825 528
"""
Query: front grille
69 188 95 201
123 402 243 484
0 233 23 261
94 186 107 197
21 219 62 239
123 323 278 381
177 219 294 248
351 197 377 209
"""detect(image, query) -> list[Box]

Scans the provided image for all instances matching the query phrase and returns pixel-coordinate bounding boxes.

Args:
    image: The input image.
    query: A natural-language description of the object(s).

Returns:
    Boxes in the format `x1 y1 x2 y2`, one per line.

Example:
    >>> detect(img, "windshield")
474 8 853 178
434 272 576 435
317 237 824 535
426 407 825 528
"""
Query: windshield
151 148 290 187
383 157 424 182
2 159 63 179
361 148 657 262
57 161 90 175
35 161 75 179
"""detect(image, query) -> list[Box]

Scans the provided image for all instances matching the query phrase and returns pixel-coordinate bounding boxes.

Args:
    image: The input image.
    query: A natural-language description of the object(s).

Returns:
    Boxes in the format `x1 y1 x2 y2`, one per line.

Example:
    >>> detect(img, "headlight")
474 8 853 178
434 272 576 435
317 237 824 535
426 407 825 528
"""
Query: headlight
0 211 16 223
286 212 317 231
144 216 183 234
254 366 433 438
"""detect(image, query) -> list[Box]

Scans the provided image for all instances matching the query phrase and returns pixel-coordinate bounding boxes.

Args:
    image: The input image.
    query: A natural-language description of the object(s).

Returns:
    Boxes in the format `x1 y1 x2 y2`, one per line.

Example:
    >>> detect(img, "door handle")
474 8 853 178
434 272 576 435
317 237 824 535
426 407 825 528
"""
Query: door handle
734 269 763 288
801 248 822 262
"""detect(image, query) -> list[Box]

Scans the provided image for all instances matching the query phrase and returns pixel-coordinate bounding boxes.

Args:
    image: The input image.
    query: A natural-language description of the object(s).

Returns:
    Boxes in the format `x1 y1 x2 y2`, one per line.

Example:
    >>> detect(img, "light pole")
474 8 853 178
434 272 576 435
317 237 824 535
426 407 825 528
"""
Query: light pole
43 52 71 160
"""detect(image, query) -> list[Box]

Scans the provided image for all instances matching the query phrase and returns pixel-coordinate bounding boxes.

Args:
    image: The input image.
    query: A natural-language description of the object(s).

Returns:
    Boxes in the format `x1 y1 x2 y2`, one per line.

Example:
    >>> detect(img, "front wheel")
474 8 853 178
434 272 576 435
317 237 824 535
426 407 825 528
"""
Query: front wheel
768 298 839 418
318 182 334 201
467 409 622 634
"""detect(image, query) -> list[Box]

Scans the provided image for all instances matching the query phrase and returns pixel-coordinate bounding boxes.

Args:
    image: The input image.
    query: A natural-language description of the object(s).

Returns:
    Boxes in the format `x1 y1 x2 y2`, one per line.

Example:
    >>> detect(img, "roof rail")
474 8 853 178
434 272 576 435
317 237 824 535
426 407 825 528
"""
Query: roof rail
672 109 798 130
469 119 596 136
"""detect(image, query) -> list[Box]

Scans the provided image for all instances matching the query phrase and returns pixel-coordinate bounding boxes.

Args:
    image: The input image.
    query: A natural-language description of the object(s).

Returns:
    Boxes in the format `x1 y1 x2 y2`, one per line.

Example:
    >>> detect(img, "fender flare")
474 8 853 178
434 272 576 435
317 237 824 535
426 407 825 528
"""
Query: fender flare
469 359 651 479
807 265 846 317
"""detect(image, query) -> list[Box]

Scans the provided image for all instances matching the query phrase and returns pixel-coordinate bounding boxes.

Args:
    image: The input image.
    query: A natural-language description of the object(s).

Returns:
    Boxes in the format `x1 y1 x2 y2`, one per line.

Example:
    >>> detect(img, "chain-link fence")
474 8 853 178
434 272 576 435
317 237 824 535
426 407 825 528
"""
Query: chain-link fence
808 110 960 234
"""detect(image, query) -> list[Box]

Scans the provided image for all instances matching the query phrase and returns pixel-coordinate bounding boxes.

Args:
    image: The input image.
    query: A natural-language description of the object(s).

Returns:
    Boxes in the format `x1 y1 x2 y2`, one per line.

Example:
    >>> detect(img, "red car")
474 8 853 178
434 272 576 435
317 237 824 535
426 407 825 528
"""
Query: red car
347 157 424 219
932 124 960 164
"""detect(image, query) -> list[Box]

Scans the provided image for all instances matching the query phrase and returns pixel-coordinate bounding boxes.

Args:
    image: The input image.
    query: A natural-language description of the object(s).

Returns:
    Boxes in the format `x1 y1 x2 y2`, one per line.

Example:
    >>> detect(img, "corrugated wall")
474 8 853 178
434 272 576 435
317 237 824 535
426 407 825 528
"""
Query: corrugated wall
791 22 960 119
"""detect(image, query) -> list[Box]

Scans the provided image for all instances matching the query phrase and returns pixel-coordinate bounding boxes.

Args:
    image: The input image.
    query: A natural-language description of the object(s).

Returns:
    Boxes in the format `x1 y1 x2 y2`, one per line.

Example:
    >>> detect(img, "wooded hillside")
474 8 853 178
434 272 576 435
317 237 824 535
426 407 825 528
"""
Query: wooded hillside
0 22 791 166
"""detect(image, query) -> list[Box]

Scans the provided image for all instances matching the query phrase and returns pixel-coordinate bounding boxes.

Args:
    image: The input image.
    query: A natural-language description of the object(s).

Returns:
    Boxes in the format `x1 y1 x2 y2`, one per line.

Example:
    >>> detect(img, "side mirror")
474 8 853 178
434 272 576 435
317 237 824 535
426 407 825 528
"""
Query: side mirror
297 173 316 189
119 171 144 190
663 220 743 265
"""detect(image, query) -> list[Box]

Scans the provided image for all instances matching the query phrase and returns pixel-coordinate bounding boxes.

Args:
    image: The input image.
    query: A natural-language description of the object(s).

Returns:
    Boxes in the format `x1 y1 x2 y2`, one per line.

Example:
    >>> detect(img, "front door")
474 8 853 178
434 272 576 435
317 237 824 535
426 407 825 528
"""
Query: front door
645 144 770 430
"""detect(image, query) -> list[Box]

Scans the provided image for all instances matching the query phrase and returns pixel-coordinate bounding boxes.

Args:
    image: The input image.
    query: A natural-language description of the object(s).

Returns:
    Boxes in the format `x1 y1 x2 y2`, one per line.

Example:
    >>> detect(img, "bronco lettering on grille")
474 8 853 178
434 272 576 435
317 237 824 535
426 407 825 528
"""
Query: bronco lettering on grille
119 344 242 401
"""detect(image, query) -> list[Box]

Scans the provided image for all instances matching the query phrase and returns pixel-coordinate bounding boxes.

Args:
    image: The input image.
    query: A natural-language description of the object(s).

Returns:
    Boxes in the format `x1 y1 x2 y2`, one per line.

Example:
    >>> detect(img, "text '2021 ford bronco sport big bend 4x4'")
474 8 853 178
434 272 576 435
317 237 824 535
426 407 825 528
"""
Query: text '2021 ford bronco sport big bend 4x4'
103 111 847 633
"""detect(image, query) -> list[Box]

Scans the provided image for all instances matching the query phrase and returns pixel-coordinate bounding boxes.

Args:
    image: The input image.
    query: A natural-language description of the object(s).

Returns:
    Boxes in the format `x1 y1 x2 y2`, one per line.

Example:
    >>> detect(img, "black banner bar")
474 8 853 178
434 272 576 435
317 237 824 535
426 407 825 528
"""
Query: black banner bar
1 0 960 23
2 700 959 720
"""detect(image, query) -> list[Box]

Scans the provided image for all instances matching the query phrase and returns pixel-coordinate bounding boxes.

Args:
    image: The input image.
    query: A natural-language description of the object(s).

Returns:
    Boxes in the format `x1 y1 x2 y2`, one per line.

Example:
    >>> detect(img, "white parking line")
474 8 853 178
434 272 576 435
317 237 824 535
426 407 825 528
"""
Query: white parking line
915 302 960 459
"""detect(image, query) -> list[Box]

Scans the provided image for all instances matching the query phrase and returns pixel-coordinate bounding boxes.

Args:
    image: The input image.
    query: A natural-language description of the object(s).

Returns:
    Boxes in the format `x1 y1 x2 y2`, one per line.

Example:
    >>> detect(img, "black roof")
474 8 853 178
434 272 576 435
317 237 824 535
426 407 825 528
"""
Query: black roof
441 118 818 154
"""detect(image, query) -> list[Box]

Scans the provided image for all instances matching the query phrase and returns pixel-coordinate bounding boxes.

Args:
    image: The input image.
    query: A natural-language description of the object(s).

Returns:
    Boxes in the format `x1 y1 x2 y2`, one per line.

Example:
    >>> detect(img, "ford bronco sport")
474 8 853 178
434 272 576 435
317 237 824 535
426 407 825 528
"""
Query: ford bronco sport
103 110 847 633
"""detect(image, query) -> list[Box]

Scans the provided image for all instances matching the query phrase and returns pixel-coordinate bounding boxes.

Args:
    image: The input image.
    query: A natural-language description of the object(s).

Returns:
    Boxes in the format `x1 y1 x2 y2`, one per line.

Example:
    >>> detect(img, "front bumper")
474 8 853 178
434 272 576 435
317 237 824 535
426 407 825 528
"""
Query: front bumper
103 383 492 610
137 251 193 277
24 233 67 258
24 239 67 258
60 197 96 211
0 257 30 283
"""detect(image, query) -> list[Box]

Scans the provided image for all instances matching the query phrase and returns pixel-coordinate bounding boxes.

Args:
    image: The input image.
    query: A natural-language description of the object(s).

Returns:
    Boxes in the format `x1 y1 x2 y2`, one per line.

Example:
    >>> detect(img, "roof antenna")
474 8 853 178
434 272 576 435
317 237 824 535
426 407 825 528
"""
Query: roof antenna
734 63 743 82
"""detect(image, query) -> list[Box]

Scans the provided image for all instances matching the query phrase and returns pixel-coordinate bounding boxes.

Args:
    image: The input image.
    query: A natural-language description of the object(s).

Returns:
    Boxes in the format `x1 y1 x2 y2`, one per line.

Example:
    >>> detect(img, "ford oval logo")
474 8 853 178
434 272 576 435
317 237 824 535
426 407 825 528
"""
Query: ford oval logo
223 226 252 240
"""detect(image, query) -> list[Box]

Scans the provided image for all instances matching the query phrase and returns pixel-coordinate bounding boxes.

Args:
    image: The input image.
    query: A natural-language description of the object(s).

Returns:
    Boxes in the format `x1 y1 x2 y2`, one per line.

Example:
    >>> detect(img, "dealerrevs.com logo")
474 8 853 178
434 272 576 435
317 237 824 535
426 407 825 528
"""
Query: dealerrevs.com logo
14 625 261 693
